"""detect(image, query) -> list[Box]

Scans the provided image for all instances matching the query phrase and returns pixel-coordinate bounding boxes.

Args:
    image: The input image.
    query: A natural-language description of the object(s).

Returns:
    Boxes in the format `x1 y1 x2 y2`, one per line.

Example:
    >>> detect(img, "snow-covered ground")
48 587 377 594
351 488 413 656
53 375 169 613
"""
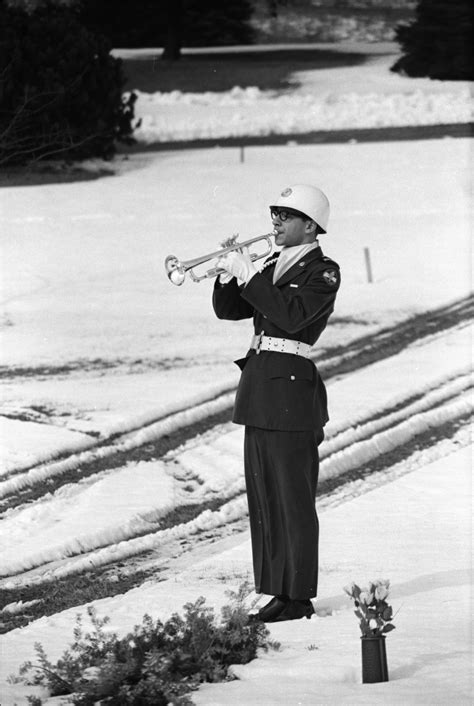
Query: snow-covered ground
1 135 471 464
115 44 473 142
1 440 471 705
0 324 471 583
0 44 472 704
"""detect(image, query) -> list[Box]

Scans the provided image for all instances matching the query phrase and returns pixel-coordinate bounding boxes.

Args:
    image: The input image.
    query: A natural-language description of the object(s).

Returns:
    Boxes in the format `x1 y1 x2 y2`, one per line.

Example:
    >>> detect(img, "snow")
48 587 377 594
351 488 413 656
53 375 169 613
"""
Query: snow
1 325 470 581
133 86 471 143
0 461 175 576
1 444 471 705
0 416 94 475
1 136 471 466
0 43 472 705
115 46 473 143
193 446 472 706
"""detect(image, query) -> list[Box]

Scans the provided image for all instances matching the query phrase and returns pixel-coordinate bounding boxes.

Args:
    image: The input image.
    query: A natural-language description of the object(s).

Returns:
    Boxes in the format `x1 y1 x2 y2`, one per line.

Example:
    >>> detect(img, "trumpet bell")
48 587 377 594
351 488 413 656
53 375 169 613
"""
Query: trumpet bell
164 232 274 285
165 255 186 286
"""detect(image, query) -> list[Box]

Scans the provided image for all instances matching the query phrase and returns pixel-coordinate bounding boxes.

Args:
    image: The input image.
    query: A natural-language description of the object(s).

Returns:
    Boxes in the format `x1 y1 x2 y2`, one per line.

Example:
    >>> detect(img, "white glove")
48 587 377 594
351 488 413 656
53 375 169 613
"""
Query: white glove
217 235 239 284
217 248 258 285
218 270 234 285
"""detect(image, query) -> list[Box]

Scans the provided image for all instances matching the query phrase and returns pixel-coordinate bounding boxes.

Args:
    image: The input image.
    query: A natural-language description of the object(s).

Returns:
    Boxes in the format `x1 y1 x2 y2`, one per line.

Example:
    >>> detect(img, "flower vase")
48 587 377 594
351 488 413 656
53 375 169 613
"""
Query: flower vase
361 635 389 683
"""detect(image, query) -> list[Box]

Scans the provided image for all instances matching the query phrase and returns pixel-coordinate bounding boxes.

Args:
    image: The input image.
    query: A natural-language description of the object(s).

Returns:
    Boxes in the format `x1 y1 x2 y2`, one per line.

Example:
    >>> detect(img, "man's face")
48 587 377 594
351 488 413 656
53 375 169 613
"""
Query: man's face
270 208 315 248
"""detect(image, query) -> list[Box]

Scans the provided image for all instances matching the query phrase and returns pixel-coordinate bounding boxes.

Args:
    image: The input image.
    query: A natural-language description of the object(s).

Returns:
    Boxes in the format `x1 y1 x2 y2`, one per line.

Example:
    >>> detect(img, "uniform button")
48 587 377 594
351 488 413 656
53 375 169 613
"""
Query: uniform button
290 375 295 380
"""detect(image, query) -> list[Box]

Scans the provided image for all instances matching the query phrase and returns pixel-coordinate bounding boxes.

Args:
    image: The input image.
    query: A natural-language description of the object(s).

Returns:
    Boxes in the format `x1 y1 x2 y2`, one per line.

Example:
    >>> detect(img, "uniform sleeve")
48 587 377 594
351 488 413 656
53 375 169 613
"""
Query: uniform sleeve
240 266 340 333
212 277 254 320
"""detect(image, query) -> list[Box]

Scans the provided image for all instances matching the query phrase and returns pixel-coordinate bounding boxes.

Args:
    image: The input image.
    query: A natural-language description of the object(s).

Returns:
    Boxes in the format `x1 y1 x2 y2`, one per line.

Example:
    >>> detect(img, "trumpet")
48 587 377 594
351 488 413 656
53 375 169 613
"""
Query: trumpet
165 233 274 286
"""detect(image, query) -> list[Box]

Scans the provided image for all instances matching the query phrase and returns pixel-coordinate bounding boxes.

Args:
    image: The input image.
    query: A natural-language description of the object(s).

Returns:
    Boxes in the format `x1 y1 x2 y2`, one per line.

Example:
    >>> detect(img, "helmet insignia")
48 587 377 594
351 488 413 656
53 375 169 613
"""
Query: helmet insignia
281 187 292 197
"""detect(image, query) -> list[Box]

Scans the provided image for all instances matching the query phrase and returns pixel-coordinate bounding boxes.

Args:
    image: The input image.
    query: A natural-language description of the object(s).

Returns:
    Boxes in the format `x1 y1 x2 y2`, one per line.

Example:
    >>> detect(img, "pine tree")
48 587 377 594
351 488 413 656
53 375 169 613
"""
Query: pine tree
391 0 473 80
79 0 254 53
0 3 134 165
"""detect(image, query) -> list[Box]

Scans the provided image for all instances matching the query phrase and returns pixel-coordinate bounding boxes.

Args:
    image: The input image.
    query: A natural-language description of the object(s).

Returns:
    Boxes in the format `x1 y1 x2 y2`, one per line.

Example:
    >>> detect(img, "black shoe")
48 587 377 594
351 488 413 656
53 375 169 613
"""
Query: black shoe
250 595 289 622
266 599 315 622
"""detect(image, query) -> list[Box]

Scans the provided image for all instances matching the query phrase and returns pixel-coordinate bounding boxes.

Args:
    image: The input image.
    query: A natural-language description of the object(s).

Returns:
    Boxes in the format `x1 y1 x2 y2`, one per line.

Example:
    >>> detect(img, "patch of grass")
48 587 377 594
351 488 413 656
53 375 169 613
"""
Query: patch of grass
3 295 471 514
0 408 234 514
2 413 468 635
329 315 371 325
0 492 245 634
0 569 157 635
307 643 319 651
318 413 471 499
156 495 235 531
0 355 193 381
0 162 116 187
320 295 473 378
121 47 368 93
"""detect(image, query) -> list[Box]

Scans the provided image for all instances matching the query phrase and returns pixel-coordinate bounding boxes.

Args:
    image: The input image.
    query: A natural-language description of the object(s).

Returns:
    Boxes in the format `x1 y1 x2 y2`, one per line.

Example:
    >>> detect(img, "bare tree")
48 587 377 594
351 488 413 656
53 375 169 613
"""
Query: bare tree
0 75 111 166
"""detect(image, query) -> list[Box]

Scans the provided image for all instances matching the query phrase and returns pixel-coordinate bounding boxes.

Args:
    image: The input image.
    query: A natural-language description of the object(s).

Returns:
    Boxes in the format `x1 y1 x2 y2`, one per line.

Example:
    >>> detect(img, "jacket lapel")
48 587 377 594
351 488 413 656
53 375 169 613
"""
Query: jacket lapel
275 247 323 287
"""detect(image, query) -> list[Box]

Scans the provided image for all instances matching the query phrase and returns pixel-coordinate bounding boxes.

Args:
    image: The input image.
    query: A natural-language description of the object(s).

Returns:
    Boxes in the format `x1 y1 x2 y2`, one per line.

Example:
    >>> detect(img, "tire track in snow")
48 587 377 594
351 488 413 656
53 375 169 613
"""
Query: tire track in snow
0 368 471 586
1 295 472 511
0 416 470 636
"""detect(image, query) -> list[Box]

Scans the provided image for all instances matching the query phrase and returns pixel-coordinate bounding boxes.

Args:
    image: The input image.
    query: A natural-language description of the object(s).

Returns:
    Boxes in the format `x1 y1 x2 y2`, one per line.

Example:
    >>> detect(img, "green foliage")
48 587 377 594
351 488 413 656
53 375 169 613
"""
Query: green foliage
79 0 254 49
252 0 416 43
26 697 43 706
182 0 254 47
0 2 136 165
391 0 474 80
15 589 274 705
78 0 163 49
343 579 396 638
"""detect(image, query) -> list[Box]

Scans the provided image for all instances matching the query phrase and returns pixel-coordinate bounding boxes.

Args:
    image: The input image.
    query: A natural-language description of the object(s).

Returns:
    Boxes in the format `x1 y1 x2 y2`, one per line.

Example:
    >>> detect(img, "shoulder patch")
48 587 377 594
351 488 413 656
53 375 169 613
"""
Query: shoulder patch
322 269 338 286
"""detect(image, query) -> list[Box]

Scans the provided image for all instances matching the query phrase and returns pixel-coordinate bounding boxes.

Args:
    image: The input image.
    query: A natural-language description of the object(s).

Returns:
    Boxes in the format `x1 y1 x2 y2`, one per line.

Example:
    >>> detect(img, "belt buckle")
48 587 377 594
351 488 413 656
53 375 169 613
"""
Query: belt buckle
255 330 264 355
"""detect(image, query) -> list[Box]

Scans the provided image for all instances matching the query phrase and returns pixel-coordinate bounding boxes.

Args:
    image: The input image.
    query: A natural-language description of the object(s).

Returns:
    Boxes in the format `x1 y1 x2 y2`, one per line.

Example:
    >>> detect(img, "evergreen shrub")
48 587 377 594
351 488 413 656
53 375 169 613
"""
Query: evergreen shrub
0 2 135 166
391 0 474 80
182 0 254 47
79 0 254 49
13 591 276 705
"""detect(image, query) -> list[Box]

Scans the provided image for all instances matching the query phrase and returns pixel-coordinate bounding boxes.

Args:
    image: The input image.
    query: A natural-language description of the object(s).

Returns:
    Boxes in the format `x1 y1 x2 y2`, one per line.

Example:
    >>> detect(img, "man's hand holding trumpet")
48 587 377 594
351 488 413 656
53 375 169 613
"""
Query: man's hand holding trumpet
216 234 258 285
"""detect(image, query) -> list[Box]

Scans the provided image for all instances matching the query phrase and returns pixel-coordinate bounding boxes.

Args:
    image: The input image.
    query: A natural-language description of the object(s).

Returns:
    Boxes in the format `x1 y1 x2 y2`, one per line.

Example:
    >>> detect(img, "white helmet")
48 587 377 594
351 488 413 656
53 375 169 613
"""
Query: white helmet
270 184 330 233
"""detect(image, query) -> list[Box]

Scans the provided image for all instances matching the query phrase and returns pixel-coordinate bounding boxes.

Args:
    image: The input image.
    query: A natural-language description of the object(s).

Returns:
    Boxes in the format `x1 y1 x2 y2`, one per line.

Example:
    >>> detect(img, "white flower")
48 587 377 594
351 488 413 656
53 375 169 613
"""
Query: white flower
374 584 389 600
343 582 356 596
373 579 390 589
359 591 374 605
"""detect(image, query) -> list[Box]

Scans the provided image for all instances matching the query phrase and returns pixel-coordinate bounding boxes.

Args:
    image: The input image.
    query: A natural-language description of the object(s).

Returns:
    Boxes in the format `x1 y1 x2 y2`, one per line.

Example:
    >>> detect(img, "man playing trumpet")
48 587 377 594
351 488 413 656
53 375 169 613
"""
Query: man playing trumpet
212 184 340 623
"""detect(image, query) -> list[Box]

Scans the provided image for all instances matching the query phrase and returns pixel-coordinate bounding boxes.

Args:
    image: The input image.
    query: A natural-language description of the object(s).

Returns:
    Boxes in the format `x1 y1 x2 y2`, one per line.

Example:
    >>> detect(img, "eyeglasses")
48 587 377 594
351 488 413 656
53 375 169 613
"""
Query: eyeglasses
270 208 305 222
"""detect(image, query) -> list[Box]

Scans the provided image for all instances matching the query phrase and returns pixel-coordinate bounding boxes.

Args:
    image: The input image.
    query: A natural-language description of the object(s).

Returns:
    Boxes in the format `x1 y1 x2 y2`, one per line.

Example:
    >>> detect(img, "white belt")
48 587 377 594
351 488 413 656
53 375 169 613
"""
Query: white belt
250 333 312 358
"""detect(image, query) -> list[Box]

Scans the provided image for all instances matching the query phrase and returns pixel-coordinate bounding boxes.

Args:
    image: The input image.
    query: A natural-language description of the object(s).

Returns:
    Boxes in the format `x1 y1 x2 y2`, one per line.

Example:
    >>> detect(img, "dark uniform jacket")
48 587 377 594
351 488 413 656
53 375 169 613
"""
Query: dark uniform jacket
213 246 340 433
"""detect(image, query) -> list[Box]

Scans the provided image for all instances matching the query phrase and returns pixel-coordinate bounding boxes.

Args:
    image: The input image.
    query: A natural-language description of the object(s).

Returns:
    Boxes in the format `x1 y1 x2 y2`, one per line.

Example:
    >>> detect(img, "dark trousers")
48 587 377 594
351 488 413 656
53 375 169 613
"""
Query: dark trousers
244 426 320 600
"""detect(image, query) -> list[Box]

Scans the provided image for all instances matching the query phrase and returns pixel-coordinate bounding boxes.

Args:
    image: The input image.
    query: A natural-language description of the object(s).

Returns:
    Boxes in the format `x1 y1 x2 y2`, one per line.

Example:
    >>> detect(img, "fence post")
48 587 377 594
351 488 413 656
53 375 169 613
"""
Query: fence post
364 247 373 283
